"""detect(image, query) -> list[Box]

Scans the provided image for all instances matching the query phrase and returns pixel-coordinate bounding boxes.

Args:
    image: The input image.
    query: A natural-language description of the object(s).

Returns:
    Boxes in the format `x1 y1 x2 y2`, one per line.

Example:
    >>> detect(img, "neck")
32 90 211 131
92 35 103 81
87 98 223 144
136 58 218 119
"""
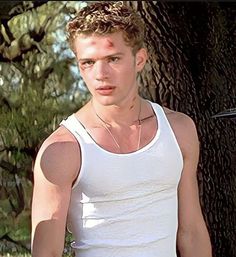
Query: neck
91 96 142 127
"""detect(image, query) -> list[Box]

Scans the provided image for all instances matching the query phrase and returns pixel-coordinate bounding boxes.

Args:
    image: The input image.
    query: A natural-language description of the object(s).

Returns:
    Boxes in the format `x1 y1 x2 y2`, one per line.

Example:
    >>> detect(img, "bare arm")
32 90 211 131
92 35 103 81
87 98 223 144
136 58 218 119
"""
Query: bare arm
167 110 212 257
31 127 80 257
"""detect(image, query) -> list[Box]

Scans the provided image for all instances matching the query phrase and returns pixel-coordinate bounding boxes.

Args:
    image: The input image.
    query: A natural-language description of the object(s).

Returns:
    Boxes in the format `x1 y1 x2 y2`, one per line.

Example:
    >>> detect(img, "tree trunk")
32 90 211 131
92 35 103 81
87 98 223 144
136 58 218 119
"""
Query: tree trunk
126 2 236 257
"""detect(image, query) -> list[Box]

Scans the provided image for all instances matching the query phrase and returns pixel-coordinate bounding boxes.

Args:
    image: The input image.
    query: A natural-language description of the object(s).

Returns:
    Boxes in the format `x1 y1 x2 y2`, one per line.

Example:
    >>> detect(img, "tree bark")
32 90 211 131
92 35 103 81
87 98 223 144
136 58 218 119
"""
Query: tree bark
126 2 236 257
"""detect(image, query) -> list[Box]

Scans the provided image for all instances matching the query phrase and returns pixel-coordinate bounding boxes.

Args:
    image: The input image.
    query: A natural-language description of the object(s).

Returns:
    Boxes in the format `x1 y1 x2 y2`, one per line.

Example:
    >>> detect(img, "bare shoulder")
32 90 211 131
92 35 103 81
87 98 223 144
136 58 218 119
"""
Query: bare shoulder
163 107 199 158
34 125 80 185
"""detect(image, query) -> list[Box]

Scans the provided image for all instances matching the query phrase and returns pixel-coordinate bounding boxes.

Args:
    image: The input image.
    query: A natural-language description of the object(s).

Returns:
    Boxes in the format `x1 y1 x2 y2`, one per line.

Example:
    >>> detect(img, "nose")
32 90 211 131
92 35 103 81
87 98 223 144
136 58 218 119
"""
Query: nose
95 61 109 81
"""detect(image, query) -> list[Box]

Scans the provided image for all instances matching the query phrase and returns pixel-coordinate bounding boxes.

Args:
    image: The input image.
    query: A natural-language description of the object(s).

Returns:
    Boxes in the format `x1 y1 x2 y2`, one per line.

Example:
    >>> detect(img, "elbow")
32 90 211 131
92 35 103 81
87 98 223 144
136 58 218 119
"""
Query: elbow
32 248 63 257
31 220 65 257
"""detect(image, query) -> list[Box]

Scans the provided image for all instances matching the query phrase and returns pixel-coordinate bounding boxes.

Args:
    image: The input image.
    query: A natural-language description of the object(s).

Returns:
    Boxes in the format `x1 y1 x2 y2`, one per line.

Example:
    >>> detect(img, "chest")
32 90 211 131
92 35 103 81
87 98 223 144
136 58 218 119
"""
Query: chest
77 129 183 198
86 117 158 154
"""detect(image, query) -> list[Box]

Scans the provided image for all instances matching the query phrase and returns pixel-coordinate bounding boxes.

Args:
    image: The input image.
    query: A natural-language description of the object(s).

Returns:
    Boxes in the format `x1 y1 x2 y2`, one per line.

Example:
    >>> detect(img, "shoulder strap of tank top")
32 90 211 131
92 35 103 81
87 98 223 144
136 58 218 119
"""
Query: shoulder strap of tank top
60 114 93 143
148 101 165 129
149 101 179 138
150 102 182 158
150 102 172 130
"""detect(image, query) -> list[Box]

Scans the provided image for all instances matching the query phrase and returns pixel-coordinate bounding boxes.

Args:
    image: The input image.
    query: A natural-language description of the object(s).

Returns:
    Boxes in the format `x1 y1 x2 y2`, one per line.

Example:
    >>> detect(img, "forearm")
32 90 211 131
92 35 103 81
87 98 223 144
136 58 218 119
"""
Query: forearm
177 227 212 257
31 218 66 257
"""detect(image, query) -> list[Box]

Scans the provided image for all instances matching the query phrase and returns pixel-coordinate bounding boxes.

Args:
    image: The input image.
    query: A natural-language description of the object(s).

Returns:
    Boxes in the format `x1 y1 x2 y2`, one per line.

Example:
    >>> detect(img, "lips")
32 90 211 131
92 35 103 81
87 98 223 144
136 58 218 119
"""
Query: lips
96 86 115 95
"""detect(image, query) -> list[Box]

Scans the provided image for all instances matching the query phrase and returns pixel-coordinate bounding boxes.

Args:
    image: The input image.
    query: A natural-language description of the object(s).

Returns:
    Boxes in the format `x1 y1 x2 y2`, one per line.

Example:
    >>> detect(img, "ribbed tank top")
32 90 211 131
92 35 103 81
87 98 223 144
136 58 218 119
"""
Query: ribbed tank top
60 102 183 257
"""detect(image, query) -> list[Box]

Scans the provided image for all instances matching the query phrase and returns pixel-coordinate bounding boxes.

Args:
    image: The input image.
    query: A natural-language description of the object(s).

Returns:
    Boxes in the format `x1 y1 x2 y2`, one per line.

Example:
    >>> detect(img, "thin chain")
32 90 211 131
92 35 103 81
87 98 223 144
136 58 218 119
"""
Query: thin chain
98 119 121 152
137 118 142 151
91 99 142 153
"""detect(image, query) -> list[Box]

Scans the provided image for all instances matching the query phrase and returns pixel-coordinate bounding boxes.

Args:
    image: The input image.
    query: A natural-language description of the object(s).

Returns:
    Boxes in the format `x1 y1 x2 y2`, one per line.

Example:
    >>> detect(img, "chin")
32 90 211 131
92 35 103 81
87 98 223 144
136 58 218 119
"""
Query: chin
98 98 121 107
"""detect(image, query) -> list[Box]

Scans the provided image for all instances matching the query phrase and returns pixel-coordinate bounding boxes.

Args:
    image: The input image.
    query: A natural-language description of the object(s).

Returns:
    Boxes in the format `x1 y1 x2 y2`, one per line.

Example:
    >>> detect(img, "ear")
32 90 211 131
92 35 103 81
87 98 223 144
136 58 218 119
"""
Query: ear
135 48 148 72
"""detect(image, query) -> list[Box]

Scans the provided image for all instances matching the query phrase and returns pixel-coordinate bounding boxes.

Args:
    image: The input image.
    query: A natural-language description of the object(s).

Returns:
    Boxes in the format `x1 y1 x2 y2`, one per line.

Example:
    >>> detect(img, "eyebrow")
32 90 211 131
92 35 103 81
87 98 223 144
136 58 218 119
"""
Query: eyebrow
78 52 124 62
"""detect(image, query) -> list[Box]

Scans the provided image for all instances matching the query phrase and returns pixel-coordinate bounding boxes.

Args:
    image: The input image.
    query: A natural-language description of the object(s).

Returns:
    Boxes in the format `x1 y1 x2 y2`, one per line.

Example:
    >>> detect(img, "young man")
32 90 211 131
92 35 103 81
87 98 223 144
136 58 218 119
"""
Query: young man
31 2 212 257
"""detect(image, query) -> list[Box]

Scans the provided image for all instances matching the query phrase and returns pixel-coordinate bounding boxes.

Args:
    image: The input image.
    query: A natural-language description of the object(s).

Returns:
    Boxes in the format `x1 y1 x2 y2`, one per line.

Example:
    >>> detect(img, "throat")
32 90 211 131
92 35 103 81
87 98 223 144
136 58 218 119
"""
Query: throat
91 98 143 153
86 98 157 154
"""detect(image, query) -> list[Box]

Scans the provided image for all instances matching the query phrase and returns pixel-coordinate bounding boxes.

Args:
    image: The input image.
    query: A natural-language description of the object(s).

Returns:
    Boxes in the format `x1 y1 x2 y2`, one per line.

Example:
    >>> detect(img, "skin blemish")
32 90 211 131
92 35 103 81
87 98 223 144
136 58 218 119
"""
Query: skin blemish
106 38 114 48
90 40 97 45
129 97 136 110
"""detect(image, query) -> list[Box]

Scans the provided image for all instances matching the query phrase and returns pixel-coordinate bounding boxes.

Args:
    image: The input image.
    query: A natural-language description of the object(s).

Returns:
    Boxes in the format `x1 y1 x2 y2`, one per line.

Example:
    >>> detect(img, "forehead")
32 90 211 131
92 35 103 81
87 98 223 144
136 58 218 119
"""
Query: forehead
73 31 131 57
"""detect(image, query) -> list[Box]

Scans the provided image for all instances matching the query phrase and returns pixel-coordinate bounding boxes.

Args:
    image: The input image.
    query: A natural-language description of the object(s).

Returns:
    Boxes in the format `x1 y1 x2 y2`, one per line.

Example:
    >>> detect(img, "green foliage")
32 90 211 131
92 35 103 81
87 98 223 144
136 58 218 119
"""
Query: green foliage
0 1 88 253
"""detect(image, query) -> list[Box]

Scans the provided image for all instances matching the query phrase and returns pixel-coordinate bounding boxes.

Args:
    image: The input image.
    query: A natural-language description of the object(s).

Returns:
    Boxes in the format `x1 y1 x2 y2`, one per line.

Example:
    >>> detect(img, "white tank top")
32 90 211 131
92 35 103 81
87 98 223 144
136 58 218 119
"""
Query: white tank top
60 102 183 257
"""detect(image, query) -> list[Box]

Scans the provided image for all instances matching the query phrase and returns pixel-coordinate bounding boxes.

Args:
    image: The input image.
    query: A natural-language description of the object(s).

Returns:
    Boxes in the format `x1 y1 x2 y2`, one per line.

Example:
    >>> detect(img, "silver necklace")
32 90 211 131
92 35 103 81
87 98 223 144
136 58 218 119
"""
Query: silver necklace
91 99 142 153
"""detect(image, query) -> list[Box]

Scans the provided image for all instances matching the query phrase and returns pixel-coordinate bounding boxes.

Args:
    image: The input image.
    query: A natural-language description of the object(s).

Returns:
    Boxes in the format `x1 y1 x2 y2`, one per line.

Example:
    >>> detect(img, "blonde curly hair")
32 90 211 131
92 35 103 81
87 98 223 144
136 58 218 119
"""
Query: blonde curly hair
66 1 145 54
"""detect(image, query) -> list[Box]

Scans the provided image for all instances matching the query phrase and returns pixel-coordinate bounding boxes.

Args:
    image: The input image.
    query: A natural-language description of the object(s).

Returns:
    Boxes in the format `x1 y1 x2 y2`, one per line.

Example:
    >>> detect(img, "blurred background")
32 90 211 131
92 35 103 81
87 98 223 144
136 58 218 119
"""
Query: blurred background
0 1 88 256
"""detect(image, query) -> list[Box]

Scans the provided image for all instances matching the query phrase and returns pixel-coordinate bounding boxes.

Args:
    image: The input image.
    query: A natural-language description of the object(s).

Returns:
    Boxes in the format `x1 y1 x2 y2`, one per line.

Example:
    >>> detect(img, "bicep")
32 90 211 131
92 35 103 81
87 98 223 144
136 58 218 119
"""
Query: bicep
177 154 203 230
177 118 205 233
176 118 212 256
31 140 80 256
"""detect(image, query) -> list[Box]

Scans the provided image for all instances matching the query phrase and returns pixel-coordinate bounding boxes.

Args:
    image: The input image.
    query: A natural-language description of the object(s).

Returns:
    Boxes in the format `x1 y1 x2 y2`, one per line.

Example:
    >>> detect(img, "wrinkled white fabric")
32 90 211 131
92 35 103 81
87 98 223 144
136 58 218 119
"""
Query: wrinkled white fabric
60 102 183 257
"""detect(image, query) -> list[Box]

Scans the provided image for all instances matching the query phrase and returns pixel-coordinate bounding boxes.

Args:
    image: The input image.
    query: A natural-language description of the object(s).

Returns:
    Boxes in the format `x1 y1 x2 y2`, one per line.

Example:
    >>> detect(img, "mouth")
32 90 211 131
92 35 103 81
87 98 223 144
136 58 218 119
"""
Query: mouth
96 86 115 95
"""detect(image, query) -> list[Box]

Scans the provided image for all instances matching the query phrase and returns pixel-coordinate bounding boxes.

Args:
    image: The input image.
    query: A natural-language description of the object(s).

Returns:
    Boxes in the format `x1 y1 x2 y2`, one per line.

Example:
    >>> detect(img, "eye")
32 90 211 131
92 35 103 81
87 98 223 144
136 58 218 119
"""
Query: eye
108 56 120 63
80 60 95 68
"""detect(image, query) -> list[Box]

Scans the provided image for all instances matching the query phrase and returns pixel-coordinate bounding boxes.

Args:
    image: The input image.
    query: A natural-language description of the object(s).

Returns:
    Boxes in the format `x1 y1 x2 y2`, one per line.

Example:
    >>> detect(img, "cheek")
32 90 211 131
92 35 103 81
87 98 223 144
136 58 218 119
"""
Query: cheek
80 69 93 81
79 71 93 89
125 64 137 79
118 69 136 87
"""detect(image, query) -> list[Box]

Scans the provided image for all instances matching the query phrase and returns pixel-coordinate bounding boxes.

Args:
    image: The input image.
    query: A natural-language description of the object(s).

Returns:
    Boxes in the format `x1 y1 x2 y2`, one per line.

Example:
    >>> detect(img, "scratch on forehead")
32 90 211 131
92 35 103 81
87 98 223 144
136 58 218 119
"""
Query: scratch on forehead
89 38 114 47
106 38 114 47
